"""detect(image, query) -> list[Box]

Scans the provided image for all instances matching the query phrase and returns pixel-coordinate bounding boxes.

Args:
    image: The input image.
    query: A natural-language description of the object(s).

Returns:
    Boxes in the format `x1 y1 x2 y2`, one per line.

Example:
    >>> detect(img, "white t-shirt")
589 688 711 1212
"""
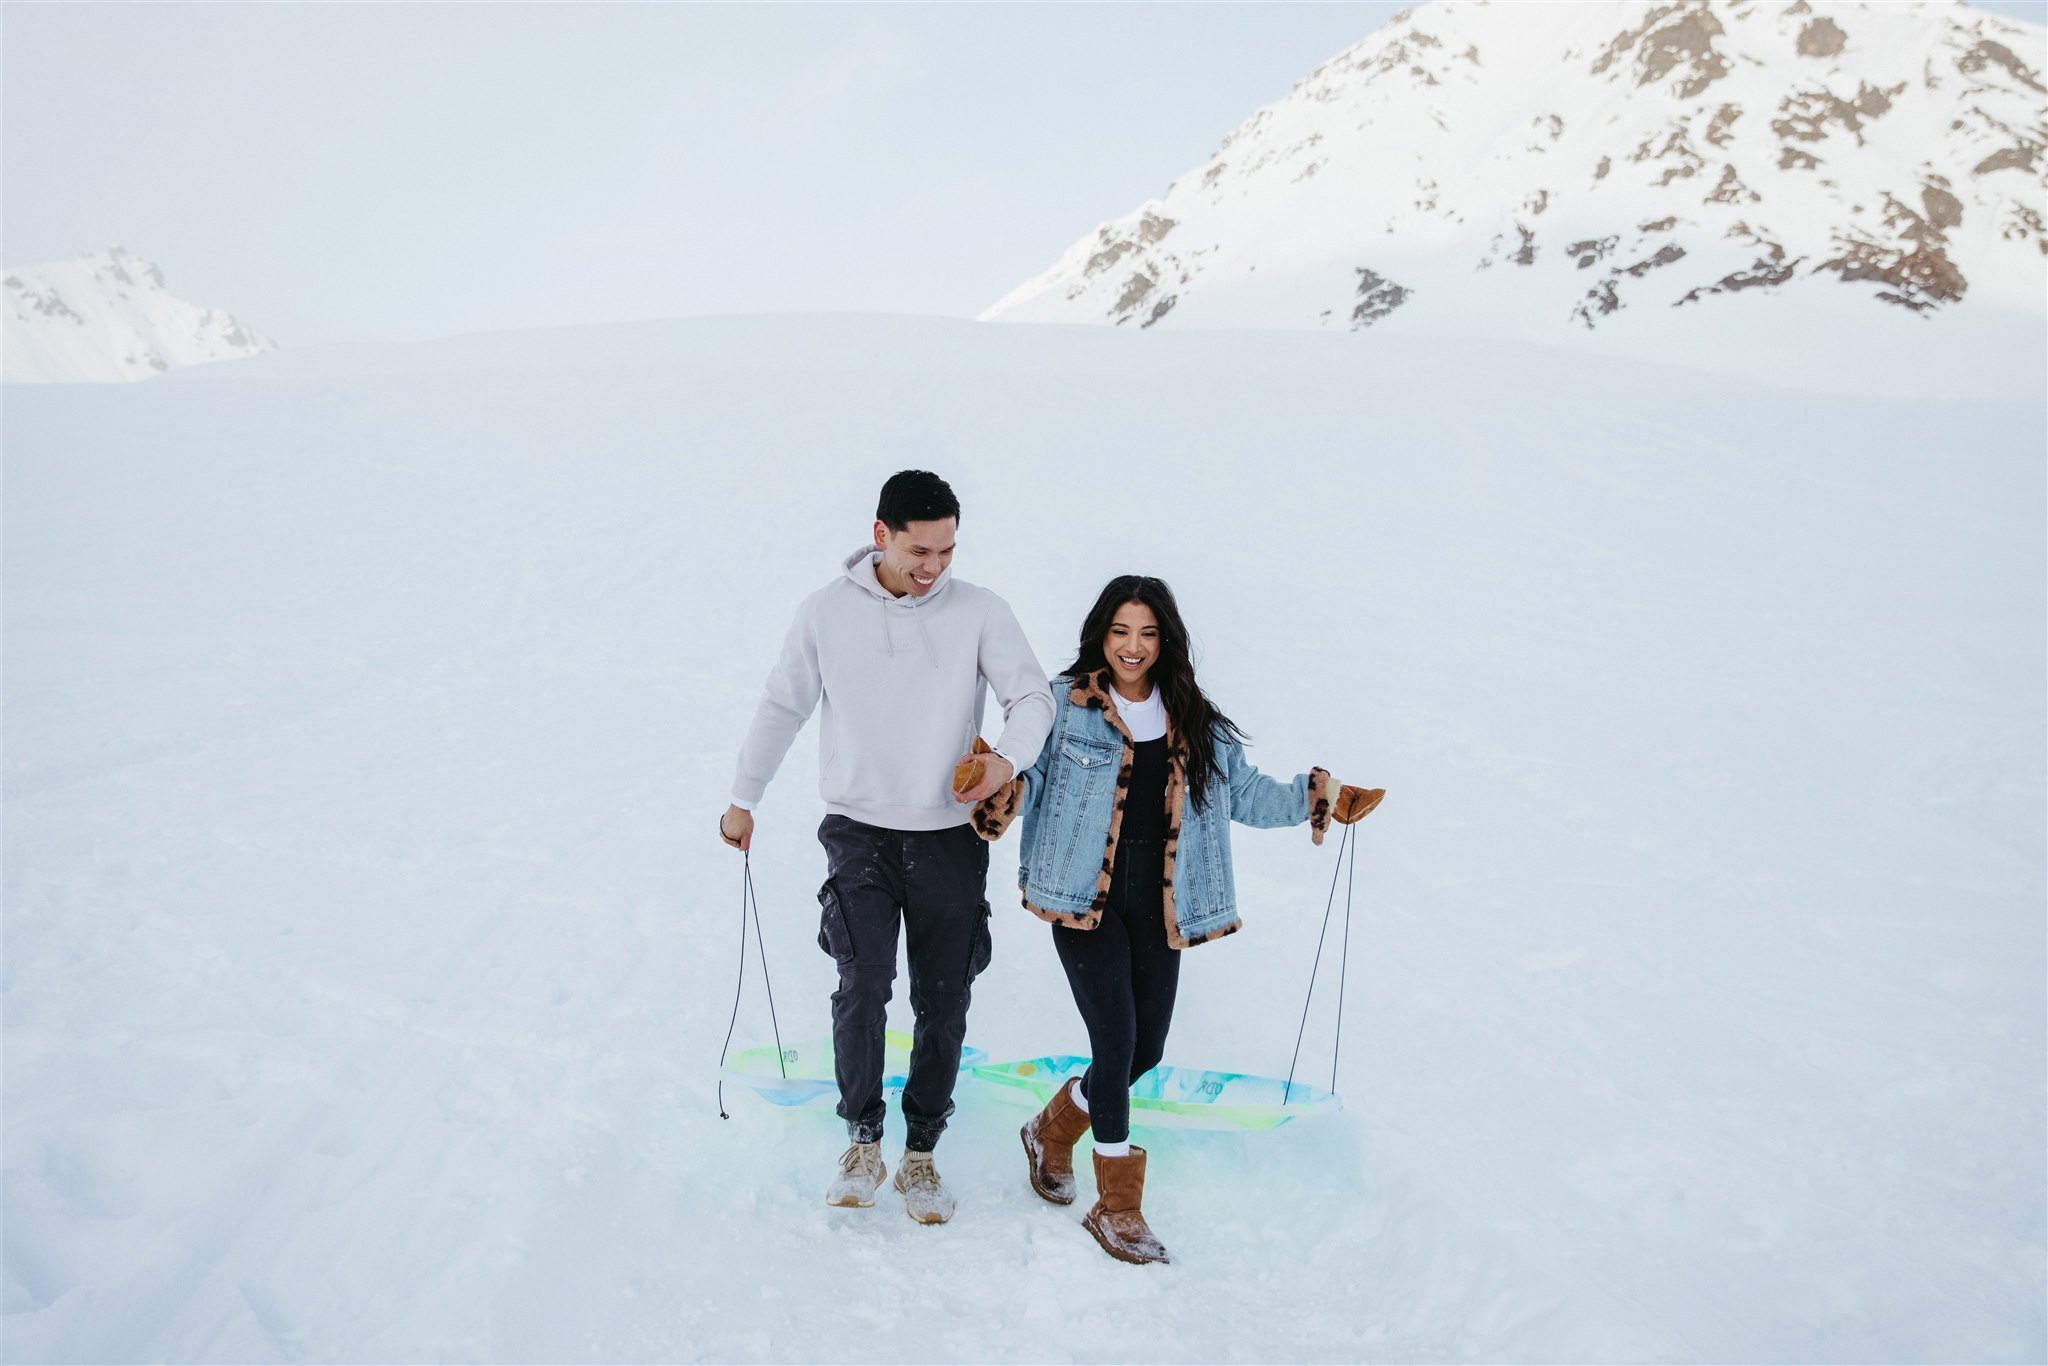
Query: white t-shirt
1113 683 1167 742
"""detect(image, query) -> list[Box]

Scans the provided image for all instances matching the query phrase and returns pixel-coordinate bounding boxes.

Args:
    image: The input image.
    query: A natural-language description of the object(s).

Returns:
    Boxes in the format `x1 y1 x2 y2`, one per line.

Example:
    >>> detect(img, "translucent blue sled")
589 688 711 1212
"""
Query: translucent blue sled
970 1054 1340 1132
723 1029 988 1107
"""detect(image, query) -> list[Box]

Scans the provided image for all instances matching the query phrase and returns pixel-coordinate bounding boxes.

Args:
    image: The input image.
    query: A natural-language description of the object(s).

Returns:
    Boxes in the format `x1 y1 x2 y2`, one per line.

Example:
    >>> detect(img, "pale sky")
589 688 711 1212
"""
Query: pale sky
5 2 2043 344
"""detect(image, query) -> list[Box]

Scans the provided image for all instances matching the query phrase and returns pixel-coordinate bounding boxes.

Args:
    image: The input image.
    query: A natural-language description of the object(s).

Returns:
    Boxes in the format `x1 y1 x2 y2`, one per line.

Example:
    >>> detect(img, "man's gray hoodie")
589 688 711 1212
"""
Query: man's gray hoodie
732 547 1055 832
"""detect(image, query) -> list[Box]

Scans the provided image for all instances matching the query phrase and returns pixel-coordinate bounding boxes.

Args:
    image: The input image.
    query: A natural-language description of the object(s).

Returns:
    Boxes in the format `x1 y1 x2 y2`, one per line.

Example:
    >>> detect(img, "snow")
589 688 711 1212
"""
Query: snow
2 248 277 385
982 0 2048 337
3 312 2042 1362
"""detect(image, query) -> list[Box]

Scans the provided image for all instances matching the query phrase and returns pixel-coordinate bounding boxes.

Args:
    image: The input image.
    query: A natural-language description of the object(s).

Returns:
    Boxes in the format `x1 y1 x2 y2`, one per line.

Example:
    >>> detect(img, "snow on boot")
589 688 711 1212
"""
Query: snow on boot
825 1142 886 1208
1083 1147 1170 1265
893 1150 956 1225
1021 1076 1091 1204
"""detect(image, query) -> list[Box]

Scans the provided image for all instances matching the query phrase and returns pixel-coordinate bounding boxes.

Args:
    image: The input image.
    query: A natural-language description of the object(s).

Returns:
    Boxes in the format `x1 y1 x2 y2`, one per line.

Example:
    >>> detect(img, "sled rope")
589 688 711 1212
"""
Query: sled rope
1283 821 1361 1105
1334 813 1357 1095
717 853 787 1118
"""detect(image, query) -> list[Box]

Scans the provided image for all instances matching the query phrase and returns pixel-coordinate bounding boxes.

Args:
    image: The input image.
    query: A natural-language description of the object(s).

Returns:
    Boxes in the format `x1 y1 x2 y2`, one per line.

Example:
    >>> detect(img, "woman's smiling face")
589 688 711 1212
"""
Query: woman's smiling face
1105 600 1160 694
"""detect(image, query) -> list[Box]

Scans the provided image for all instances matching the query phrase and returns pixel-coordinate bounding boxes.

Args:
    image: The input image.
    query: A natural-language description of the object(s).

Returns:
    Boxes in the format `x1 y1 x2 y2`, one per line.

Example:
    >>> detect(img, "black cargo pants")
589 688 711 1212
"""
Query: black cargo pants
816 814 992 1151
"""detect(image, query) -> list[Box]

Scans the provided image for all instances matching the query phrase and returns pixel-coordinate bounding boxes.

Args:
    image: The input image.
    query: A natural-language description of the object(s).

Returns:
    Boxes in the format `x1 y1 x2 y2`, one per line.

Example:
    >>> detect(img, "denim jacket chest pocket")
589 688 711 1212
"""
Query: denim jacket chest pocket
1043 734 1120 884
1062 737 1116 767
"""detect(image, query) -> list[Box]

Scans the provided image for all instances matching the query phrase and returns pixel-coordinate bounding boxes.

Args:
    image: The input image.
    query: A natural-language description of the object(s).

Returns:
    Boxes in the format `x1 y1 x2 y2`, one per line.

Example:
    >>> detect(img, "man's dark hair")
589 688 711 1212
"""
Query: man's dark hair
876 470 961 533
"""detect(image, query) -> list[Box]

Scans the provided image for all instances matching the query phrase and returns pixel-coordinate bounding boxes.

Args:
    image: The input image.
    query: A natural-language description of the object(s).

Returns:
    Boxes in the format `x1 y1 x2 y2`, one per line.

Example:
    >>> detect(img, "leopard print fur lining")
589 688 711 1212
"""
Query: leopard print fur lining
971 778 1021 840
1006 670 1245 948
1307 767 1335 846
1066 670 1222 949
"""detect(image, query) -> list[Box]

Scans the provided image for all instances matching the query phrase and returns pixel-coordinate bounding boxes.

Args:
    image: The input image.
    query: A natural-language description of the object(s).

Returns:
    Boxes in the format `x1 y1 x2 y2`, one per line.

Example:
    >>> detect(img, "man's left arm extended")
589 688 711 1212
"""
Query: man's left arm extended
958 598 1054 804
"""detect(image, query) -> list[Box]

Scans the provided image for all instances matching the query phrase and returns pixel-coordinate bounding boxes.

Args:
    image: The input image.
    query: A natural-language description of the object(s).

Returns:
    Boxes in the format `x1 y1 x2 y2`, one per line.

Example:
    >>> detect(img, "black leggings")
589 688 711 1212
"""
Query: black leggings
1050 837 1181 1145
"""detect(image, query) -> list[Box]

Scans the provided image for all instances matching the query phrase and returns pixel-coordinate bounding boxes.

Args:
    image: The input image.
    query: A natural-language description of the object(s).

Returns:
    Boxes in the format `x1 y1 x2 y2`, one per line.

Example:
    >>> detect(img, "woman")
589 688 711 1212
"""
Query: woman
970 575 1380 1265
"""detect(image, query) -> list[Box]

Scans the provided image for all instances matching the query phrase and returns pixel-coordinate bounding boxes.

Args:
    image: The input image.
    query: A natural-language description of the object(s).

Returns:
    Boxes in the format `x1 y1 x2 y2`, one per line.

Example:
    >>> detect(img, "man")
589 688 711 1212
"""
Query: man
721 470 1053 1224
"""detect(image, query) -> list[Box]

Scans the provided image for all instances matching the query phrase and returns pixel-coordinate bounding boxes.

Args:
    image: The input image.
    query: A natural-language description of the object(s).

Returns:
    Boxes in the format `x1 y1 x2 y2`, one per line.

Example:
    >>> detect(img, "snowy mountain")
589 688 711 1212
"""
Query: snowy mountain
2 247 277 383
983 0 2048 333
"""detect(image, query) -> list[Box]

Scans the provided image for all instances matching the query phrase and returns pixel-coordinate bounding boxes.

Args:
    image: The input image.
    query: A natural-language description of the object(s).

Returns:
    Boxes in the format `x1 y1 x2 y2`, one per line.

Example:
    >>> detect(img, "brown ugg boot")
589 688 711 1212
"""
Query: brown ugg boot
1020 1077 1091 1204
1083 1147 1170 1265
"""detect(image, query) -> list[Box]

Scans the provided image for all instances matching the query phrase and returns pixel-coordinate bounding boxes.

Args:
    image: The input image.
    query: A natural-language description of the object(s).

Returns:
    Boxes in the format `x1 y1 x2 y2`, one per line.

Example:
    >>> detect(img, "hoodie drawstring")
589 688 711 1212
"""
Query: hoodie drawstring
851 547 939 668
908 594 938 669
878 590 939 668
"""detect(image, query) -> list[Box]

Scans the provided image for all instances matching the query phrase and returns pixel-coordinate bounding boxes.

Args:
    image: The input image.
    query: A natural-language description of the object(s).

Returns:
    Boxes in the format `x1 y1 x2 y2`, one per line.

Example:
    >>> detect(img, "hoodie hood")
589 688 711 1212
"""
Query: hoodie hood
841 545 954 605
842 545 950 663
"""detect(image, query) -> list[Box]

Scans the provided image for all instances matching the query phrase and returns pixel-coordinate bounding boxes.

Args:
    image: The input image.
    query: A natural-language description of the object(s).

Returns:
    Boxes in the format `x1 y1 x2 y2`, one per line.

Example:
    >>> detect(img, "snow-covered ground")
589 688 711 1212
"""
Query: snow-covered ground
3 314 2042 1362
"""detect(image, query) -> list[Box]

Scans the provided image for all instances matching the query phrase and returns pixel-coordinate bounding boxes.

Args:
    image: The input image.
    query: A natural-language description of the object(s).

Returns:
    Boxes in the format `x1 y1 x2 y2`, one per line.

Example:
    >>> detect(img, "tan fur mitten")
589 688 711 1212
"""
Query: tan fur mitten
1335 785 1384 824
952 736 994 796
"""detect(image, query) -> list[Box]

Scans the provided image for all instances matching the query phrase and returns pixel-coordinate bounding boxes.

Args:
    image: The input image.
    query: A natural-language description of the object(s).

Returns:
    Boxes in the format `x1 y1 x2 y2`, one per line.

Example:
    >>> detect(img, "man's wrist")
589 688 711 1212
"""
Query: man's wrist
730 796 758 812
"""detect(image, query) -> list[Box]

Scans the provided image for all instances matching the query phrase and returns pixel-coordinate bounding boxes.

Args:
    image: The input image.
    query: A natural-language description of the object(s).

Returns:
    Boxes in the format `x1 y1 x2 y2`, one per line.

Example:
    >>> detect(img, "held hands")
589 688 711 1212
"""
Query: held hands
952 736 1015 805
719 804 754 852
722 740 1015 849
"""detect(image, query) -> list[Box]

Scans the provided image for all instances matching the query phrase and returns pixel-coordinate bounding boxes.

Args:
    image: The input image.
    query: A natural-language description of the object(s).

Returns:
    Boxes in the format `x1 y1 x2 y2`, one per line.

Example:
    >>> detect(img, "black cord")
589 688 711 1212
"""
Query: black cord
744 859 787 1080
1333 822 1357 1095
1284 823 1350 1106
716 853 751 1119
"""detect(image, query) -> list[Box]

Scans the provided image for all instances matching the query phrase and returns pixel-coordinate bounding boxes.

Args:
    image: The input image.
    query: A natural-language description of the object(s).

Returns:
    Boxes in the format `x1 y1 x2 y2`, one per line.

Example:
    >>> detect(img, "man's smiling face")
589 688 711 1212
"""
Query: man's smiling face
872 517 956 598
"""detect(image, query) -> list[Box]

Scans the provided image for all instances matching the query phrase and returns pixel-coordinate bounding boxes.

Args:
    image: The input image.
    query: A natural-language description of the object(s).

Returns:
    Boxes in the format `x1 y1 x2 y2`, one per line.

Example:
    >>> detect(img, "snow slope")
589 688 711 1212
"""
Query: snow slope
2 248 277 385
3 315 2042 1362
985 0 2048 337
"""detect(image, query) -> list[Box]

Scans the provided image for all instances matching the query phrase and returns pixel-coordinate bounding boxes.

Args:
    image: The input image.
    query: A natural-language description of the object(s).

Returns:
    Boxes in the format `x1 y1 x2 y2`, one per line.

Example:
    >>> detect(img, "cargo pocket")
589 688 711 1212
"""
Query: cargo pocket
816 880 856 964
966 899 993 983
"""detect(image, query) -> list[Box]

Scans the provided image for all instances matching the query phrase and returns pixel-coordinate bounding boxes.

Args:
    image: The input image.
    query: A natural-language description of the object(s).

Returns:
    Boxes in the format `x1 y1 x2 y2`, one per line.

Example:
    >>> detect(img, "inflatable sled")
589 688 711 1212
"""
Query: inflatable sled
722 1029 989 1107
971 1055 1339 1132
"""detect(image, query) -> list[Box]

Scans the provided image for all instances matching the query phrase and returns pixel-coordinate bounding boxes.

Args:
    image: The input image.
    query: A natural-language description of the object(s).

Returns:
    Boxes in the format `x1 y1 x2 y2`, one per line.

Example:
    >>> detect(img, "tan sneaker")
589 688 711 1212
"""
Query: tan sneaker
893 1150 957 1225
825 1142 886 1208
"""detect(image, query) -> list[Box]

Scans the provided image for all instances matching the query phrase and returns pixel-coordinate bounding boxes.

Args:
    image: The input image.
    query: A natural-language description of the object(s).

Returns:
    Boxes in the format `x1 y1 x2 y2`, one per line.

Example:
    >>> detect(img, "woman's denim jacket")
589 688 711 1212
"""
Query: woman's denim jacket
973 670 1333 948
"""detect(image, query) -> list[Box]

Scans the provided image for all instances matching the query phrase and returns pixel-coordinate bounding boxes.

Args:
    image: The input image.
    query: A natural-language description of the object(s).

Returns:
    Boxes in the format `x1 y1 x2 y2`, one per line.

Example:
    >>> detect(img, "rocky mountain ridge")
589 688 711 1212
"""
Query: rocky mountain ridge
983 0 2047 334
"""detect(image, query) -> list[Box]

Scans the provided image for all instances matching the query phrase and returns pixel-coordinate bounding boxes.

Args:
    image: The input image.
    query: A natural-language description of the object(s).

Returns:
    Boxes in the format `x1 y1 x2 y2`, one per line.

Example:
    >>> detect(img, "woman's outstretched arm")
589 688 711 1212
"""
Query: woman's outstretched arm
1224 742 1381 844
1222 742 1334 835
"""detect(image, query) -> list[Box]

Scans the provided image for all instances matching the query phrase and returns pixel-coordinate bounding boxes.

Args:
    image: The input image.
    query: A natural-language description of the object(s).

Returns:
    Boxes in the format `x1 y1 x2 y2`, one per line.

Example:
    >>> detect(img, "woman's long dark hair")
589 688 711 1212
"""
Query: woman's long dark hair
1061 575 1246 804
